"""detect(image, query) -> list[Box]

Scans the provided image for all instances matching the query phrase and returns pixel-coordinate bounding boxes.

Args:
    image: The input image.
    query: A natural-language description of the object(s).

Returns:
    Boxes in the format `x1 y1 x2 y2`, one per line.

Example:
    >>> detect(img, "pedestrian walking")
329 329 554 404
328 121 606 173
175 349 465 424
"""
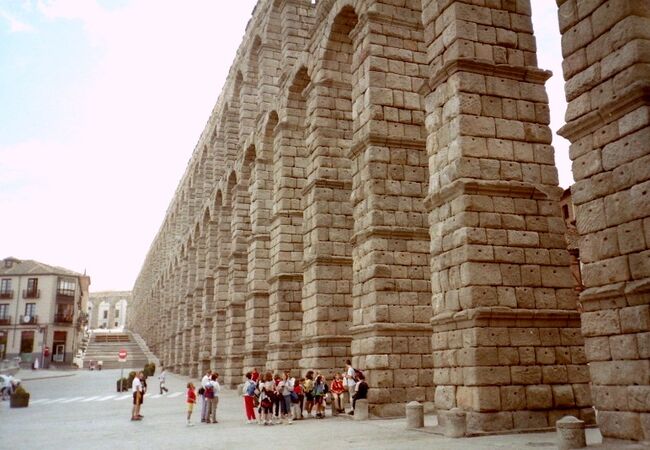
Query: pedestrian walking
159 367 169 394
186 382 197 426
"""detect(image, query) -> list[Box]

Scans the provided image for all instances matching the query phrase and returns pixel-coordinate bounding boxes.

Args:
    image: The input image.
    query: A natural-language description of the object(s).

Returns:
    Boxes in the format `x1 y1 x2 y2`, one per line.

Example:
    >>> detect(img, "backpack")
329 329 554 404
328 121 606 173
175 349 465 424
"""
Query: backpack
204 385 214 399
246 381 257 397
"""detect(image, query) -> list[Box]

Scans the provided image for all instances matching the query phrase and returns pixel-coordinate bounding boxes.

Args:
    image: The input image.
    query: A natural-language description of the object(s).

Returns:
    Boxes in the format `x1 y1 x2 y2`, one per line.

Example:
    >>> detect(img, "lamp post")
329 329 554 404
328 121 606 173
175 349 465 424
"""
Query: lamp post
39 325 48 369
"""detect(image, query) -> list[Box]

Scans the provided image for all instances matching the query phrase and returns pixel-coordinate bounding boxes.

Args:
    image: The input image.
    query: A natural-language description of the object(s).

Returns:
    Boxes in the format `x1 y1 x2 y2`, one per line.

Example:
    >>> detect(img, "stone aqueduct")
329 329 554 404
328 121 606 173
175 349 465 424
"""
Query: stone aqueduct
128 0 650 441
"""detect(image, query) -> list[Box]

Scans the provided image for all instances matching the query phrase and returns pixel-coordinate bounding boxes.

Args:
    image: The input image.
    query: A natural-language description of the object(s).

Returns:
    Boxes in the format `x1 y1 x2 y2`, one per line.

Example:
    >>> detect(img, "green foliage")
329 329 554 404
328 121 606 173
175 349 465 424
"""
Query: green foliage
143 362 156 377
14 384 29 396
116 378 130 392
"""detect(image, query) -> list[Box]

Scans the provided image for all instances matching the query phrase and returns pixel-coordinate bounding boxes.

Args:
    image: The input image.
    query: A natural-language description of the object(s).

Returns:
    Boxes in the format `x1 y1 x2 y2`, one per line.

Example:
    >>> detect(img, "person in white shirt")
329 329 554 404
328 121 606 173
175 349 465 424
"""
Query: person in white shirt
205 373 221 423
131 372 144 421
200 369 212 422
158 368 168 394
344 360 356 413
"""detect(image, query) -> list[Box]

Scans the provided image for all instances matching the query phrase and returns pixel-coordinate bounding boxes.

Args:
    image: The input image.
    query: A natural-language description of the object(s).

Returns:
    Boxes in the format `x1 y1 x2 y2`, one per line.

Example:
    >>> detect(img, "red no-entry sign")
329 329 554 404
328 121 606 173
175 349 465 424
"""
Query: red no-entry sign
118 349 127 361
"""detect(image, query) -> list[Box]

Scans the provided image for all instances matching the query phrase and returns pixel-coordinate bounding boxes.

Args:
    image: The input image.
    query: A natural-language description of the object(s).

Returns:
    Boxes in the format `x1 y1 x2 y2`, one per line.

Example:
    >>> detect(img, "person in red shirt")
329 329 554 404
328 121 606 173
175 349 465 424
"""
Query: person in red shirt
330 373 345 413
186 382 197 426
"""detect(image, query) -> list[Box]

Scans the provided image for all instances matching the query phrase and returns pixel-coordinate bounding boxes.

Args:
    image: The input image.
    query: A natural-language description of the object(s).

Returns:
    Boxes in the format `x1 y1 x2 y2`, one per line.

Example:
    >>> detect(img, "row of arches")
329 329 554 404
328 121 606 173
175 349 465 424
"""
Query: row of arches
129 0 650 440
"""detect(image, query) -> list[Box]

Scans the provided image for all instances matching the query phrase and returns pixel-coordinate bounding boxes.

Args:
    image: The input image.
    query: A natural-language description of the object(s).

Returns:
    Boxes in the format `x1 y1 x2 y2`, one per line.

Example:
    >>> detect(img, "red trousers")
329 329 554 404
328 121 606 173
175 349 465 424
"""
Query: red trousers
244 395 256 420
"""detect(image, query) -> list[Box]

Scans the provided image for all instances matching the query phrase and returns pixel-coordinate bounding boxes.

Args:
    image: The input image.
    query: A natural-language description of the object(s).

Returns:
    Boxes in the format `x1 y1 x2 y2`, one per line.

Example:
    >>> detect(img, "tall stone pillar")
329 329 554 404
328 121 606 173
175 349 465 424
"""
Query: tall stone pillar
198 276 214 376
243 147 271 372
224 180 249 388
421 0 592 433
556 0 650 442
299 75 354 373
267 118 306 372
344 4 434 416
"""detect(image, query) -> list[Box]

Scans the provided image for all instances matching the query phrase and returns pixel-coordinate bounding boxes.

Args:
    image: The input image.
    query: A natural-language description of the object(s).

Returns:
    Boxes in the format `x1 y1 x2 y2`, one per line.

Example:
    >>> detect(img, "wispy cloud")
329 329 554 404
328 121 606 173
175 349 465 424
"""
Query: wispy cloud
0 9 34 32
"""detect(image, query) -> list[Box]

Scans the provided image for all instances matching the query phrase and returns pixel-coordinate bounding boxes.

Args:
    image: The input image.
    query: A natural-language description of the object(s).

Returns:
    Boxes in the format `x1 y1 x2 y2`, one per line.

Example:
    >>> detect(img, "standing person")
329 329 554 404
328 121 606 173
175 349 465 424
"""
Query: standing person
243 372 257 424
186 382 197 426
159 367 169 394
200 369 212 423
259 372 274 426
303 370 315 417
206 373 221 423
131 371 144 421
203 375 215 423
313 374 326 418
272 374 282 424
330 373 345 413
251 368 260 383
344 360 356 413
294 378 305 419
281 371 294 423
351 372 369 415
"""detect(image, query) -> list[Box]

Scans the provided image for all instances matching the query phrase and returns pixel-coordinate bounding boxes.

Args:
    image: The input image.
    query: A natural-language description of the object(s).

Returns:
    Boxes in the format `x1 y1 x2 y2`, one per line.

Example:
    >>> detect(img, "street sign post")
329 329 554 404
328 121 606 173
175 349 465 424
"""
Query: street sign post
118 349 127 392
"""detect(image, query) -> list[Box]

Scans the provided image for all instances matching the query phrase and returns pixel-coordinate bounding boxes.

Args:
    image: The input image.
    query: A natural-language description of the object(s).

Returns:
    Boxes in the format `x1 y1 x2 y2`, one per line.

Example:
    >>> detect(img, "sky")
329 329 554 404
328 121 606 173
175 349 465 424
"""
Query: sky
0 0 572 292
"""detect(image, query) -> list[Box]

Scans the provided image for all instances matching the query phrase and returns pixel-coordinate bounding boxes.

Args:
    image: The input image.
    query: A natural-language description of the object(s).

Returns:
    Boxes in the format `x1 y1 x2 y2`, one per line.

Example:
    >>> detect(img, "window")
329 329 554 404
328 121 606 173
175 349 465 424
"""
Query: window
0 279 10 293
103 310 108 319
57 278 76 297
25 303 36 317
0 304 7 318
115 309 120 318
24 278 39 298
20 331 34 354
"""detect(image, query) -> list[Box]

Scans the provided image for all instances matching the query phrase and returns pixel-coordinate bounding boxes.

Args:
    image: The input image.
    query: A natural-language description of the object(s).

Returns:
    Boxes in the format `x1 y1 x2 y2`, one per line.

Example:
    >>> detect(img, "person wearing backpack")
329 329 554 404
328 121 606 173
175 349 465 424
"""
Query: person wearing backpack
259 372 275 426
243 372 257 424
303 370 315 417
313 374 327 418
200 369 212 423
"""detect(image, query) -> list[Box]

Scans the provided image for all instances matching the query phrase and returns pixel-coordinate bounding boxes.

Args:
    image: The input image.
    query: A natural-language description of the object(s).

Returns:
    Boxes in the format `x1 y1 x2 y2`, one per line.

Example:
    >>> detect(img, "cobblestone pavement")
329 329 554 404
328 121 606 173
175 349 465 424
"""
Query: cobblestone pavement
1 368 606 450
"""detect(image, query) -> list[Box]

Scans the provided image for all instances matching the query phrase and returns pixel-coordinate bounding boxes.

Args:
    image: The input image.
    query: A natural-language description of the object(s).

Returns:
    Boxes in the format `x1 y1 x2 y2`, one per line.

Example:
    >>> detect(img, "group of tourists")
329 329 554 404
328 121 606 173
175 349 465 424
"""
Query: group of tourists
136 360 368 426
241 359 369 426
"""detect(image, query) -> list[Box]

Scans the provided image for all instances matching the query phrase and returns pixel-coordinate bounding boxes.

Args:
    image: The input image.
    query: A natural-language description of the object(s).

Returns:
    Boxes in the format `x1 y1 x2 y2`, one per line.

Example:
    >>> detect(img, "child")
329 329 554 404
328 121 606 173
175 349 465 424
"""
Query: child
186 382 197 426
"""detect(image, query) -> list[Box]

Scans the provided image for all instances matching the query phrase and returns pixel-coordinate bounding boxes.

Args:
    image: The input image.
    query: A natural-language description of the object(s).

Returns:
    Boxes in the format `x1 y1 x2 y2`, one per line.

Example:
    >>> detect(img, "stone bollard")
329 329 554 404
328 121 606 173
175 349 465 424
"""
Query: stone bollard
354 399 369 420
556 416 586 449
439 408 466 438
406 401 424 429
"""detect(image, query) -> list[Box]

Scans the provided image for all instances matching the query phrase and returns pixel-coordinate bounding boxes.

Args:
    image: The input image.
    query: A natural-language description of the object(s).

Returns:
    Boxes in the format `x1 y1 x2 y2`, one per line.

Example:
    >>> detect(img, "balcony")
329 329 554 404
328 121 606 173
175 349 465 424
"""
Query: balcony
22 289 40 299
56 288 75 302
0 290 13 299
0 315 11 325
54 313 74 324
19 315 38 325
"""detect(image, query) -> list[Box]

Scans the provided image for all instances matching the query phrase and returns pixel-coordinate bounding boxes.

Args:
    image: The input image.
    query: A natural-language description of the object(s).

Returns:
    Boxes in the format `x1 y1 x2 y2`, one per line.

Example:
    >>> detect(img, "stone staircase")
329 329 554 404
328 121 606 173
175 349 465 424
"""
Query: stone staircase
82 330 151 370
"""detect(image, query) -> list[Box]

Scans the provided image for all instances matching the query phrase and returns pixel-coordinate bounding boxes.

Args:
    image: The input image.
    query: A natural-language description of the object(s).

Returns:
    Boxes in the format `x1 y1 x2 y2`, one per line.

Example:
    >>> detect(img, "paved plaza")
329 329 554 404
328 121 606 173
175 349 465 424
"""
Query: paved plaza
0 368 612 450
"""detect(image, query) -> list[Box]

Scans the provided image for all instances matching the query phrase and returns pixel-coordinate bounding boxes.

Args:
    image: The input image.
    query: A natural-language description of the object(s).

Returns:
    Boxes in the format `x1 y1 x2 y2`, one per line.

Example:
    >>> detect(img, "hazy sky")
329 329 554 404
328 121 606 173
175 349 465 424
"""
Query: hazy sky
0 1 571 292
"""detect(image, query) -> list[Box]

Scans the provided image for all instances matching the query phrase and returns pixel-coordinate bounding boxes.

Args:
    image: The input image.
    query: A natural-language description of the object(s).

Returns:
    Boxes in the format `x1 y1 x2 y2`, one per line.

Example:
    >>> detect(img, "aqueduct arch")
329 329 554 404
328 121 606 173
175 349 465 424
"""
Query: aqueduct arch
129 0 650 442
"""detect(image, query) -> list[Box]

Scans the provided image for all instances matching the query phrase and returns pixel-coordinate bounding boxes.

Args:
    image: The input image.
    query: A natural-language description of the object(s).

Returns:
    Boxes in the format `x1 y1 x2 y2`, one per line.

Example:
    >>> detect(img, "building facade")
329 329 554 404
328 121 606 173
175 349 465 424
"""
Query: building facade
88 291 130 330
129 0 650 442
0 257 90 366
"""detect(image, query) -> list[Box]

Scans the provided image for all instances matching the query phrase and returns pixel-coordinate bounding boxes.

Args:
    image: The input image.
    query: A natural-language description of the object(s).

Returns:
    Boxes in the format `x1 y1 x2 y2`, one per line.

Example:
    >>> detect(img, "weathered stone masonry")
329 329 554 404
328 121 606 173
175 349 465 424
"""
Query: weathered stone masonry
128 0 650 441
